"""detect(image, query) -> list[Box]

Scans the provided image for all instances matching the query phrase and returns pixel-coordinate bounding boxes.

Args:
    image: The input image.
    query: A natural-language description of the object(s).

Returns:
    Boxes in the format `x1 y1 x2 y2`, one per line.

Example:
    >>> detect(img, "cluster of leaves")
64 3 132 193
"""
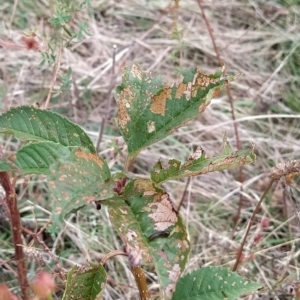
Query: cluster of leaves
40 0 92 66
0 65 260 299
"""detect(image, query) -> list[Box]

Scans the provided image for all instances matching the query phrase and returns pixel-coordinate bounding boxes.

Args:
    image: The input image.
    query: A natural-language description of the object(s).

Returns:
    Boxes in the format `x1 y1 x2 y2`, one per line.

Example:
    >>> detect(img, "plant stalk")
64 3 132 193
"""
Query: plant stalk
131 266 150 300
232 178 275 271
0 172 29 300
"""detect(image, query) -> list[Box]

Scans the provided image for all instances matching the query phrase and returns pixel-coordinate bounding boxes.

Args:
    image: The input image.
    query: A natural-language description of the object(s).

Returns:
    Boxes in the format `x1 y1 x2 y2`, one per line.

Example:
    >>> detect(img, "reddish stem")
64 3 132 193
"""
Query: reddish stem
195 0 244 235
0 172 29 300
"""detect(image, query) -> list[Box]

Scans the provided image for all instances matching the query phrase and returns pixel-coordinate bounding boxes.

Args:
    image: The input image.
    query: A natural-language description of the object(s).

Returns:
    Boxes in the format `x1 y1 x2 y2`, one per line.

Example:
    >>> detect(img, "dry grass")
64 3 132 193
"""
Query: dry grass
1 0 300 299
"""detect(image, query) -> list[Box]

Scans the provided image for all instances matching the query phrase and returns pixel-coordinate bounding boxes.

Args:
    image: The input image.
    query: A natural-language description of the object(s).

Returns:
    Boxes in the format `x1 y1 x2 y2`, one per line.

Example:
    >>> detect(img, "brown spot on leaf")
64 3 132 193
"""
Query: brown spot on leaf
188 146 205 161
211 87 221 98
196 73 219 88
198 100 211 113
165 264 181 298
147 120 155 133
148 194 177 231
191 72 220 97
175 82 187 98
118 87 133 129
75 149 104 168
55 206 62 214
59 174 68 181
150 87 172 116
82 196 96 203
134 179 155 193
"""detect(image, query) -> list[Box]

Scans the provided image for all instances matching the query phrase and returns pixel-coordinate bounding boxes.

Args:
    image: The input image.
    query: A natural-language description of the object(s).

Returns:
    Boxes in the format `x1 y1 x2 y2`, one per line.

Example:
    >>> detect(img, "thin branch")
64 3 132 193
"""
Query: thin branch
232 178 275 271
0 258 18 277
176 177 190 212
100 250 127 265
44 48 63 109
0 172 29 300
101 249 150 300
21 226 66 280
195 0 244 233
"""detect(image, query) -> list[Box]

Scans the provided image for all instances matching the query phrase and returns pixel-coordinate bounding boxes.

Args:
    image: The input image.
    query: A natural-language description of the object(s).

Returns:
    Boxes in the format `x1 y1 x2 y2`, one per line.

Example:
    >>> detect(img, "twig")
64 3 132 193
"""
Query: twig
195 0 244 234
21 226 66 280
101 249 150 300
100 250 127 265
176 177 190 212
44 48 63 109
0 172 29 300
232 178 275 271
0 258 18 277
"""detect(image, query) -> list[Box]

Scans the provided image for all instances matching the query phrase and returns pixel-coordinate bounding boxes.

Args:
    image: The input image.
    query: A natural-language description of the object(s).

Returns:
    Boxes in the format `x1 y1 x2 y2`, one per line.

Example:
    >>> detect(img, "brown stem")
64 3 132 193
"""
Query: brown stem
232 178 275 271
196 0 239 142
100 250 127 265
100 249 150 300
0 172 29 300
176 177 190 212
195 0 244 230
131 266 150 300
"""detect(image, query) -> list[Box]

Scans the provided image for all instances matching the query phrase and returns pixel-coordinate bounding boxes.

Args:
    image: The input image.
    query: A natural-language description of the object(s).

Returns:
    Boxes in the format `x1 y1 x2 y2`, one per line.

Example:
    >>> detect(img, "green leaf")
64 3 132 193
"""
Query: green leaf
62 264 107 300
48 147 113 228
0 161 13 172
116 64 233 160
151 143 255 184
172 266 261 300
59 67 73 92
105 179 190 299
0 106 95 153
48 13 72 29
14 142 71 174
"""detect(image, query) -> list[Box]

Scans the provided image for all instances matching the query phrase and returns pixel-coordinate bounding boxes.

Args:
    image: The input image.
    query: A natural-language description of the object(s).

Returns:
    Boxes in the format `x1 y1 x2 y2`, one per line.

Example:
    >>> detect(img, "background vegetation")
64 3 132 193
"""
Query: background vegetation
0 0 300 299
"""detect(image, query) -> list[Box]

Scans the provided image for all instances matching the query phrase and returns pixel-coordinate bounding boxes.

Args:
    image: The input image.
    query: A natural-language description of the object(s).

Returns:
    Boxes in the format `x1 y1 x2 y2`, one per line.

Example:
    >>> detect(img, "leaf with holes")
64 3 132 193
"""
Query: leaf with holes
151 141 255 184
172 266 261 300
105 179 190 299
62 264 107 300
0 106 95 153
48 147 113 228
116 64 233 160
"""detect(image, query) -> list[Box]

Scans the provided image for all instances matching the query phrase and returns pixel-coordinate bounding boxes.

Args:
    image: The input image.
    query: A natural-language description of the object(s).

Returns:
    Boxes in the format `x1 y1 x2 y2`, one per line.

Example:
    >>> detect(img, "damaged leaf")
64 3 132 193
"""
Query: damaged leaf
151 141 255 184
116 64 233 160
105 195 153 266
106 179 190 299
63 264 107 300
48 147 113 228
